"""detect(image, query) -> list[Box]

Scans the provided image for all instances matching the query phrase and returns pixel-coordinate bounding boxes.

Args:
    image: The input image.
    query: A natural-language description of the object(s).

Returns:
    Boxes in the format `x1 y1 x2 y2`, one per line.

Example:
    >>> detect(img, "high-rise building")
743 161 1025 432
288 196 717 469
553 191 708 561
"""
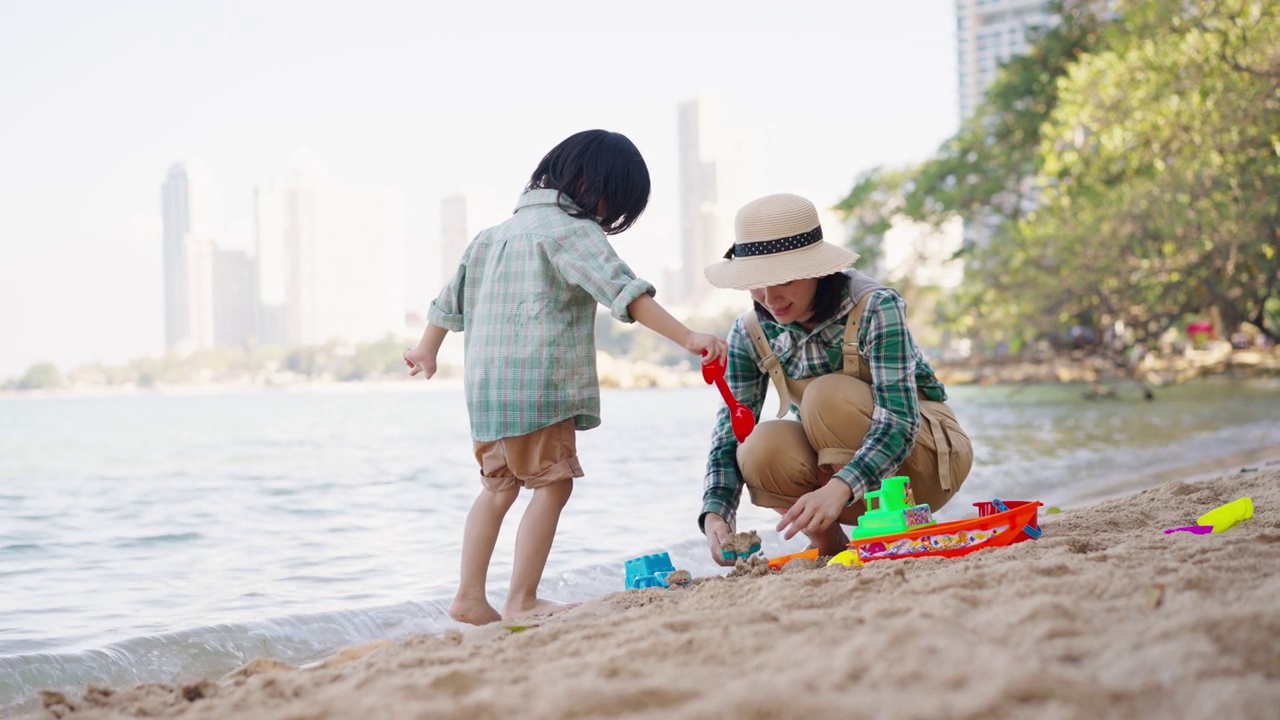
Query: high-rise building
213 249 259 347
956 0 1053 122
676 95 762 306
161 160 218 352
954 0 1053 261
254 183 289 346
254 150 406 347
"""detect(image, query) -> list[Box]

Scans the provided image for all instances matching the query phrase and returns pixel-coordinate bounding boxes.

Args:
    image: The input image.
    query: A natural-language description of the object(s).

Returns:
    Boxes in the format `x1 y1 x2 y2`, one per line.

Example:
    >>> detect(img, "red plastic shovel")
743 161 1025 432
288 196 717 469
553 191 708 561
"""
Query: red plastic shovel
702 355 756 443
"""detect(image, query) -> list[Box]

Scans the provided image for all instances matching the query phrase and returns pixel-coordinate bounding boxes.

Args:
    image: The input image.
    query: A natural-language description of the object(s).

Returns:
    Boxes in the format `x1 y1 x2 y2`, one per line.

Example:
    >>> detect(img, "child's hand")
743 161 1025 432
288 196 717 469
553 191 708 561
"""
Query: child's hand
404 347 438 379
685 332 728 363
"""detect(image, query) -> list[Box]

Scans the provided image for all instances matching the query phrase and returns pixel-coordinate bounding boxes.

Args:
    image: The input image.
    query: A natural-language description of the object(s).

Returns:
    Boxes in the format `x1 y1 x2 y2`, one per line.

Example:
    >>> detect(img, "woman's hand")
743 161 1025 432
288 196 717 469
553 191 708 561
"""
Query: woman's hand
703 513 737 567
685 332 728 363
776 480 852 540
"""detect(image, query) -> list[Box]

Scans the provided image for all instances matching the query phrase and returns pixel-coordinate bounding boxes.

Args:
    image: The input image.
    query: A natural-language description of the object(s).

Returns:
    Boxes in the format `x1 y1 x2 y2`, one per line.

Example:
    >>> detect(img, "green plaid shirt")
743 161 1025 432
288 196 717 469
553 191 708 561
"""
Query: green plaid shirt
700 281 948 530
428 189 655 441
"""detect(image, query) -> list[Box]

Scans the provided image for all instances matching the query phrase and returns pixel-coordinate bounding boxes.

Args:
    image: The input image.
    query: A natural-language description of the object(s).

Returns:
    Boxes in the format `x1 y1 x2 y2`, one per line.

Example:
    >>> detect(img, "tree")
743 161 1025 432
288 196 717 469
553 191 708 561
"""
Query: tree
836 0 1279 351
836 1 1107 349
833 166 906 271
1028 0 1280 343
16 362 64 390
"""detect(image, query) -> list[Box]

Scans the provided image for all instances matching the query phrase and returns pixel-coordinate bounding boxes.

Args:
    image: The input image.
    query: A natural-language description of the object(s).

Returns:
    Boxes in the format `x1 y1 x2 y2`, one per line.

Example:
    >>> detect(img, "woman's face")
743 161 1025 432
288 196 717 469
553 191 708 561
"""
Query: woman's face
750 278 819 327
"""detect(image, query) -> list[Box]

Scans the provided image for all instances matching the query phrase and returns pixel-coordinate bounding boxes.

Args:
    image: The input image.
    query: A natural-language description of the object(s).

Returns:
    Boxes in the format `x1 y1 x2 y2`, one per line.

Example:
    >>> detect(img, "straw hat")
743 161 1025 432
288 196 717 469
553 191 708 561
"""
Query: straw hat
703 193 859 290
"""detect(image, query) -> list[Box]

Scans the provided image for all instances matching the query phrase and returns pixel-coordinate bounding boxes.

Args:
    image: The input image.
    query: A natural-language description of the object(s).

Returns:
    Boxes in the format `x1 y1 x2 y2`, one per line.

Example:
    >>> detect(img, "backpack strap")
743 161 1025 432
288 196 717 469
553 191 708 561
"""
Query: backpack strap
742 310 791 419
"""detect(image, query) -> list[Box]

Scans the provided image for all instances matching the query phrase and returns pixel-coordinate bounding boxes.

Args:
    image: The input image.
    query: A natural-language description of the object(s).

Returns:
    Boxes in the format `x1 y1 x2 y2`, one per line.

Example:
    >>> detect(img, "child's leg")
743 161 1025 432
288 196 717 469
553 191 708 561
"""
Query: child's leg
503 478 576 621
449 485 518 625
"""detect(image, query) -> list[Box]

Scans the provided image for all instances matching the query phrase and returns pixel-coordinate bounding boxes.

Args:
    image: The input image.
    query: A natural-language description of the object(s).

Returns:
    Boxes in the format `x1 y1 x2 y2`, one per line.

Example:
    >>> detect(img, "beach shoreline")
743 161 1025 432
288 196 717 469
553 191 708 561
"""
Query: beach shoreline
22 450 1280 720
1067 444 1280 508
7 345 1278 398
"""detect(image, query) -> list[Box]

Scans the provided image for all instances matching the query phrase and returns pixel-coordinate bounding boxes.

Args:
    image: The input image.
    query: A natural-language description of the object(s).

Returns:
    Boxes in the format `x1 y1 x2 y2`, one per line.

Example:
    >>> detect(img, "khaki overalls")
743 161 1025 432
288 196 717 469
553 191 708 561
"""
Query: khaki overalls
736 279 973 519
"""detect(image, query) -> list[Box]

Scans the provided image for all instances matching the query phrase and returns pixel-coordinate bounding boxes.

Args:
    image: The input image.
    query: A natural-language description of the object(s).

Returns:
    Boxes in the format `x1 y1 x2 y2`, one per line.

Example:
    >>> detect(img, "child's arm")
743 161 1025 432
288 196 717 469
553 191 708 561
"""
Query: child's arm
627 294 727 362
404 323 448 379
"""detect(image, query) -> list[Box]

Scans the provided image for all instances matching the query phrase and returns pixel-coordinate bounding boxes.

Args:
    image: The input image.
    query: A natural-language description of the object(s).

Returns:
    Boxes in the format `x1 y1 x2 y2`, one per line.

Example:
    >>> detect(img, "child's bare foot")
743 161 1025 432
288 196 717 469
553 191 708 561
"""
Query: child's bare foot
449 594 502 626
502 598 579 622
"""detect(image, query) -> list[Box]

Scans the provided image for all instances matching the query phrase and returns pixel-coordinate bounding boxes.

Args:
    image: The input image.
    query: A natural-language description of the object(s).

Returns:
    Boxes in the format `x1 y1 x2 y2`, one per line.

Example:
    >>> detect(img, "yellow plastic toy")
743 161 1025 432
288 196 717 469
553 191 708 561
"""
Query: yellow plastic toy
827 550 864 567
1196 497 1254 533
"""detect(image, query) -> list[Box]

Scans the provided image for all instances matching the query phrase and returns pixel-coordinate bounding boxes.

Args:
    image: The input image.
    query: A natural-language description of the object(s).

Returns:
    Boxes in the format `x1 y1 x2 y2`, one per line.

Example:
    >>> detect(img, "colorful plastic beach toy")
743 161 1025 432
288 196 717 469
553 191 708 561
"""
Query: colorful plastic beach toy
1163 525 1215 535
849 476 935 540
767 481 1044 570
973 499 1043 542
990 498 1042 539
1196 496 1254 533
702 354 755 443
624 552 675 589
827 550 863 567
720 538 762 562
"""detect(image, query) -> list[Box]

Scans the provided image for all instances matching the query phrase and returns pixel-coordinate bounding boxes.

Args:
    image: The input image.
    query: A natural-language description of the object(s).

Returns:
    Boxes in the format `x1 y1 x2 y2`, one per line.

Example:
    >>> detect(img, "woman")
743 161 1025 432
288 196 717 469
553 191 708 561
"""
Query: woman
699 193 973 565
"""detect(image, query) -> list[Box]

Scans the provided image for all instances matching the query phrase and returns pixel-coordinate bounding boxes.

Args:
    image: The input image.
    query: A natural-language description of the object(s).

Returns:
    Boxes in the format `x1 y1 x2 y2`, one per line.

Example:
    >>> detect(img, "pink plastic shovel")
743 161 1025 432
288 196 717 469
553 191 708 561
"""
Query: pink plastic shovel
702 355 755 443
1162 525 1214 535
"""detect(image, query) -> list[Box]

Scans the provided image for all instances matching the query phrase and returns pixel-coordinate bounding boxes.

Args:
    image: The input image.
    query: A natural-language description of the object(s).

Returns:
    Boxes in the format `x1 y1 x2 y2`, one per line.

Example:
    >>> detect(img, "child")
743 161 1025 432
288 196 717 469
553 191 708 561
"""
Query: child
404 129 728 625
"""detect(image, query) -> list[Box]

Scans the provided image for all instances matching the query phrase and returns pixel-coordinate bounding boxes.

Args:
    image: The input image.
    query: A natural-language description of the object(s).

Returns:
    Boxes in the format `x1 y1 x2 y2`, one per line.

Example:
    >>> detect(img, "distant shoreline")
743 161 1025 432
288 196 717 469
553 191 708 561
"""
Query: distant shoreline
4 344 1277 398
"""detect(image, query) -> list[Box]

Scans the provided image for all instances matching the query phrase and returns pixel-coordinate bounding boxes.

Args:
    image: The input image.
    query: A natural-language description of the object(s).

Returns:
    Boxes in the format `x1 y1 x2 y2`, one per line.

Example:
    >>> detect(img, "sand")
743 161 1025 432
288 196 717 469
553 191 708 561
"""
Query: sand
31 466 1280 720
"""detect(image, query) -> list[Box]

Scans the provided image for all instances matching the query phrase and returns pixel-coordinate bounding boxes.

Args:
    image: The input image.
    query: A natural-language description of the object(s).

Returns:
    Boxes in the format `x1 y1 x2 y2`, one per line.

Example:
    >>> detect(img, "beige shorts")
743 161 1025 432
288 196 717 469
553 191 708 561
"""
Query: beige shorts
736 374 972 521
473 419 584 492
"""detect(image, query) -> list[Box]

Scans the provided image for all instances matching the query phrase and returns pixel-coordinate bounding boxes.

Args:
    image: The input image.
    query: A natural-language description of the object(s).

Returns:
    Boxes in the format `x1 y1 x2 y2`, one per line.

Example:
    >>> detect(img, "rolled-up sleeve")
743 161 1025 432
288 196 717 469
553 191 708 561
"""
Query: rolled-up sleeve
426 261 467 331
551 224 655 323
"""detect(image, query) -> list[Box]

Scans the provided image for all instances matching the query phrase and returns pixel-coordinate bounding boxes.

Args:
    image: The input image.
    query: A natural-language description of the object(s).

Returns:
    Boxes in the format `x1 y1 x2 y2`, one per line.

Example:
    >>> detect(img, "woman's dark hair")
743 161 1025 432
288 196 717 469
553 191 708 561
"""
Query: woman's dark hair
809 272 850 325
752 272 848 325
525 129 650 235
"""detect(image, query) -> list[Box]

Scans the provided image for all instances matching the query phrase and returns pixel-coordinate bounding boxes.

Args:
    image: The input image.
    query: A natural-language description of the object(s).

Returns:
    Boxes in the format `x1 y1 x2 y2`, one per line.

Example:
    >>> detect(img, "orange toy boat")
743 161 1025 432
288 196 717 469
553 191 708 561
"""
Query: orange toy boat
767 497 1042 570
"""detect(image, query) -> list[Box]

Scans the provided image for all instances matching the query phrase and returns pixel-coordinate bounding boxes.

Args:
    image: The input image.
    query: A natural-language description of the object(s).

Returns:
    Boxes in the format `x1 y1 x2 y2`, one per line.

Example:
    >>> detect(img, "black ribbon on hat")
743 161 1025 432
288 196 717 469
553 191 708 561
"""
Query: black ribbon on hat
722 226 823 259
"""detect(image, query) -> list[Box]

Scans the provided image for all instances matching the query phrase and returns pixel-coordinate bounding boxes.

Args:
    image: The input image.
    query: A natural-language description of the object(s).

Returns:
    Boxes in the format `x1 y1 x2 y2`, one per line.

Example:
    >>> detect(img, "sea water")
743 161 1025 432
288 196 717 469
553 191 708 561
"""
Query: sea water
2 377 1278 710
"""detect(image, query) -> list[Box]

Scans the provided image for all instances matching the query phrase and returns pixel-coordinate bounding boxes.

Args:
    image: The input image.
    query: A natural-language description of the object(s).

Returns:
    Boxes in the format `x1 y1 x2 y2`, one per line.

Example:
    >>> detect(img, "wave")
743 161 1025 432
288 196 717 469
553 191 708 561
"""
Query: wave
0 600 454 712
0 536 723 713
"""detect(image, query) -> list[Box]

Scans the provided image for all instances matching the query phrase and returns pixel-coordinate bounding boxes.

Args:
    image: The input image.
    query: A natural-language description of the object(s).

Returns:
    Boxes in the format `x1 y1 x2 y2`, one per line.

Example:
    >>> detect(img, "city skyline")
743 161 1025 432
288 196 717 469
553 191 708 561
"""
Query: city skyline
0 1 961 379
255 150 406 347
676 94 763 307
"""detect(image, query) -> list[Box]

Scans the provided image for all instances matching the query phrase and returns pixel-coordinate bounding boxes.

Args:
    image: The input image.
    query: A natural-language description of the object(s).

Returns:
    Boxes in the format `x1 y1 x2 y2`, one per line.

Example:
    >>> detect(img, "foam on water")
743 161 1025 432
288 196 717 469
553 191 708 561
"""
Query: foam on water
0 535 732 713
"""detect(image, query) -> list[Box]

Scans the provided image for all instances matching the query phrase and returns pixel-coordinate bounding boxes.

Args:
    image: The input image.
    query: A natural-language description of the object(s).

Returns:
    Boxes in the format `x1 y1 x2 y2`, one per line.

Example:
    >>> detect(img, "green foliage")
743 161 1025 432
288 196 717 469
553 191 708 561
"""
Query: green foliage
906 1 1103 229
4 335 420 390
15 362 64 390
341 335 412 381
836 0 1280 351
1027 0 1280 343
833 166 907 269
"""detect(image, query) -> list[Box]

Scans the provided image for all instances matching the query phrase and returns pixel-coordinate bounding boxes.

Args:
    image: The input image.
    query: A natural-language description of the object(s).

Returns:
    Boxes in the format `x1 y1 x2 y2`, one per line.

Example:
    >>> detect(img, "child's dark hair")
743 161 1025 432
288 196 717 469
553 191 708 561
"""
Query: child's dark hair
526 129 650 235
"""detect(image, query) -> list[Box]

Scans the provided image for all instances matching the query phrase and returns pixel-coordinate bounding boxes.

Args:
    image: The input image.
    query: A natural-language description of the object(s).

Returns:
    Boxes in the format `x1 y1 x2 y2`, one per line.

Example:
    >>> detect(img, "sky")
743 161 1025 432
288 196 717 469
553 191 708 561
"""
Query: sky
0 0 960 379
